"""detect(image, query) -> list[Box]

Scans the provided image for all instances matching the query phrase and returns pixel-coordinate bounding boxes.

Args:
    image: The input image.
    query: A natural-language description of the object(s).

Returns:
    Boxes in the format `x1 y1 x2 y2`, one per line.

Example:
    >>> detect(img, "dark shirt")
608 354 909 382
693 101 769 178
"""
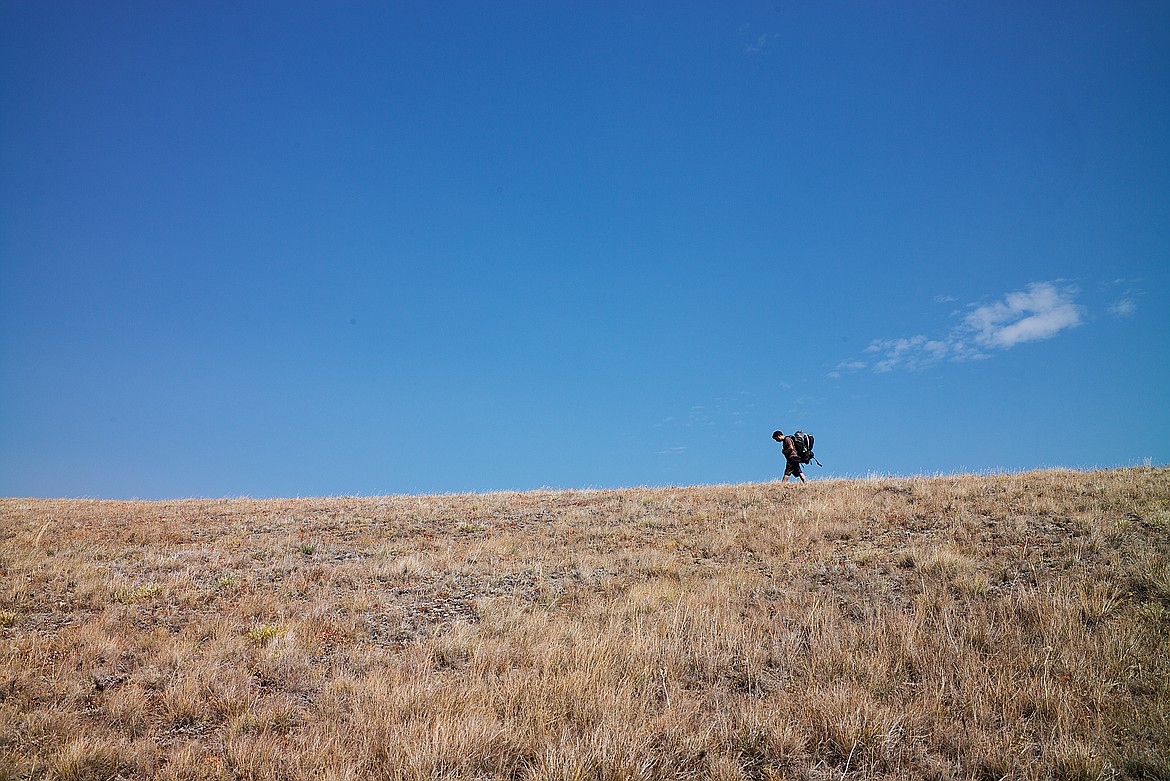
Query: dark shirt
781 436 799 461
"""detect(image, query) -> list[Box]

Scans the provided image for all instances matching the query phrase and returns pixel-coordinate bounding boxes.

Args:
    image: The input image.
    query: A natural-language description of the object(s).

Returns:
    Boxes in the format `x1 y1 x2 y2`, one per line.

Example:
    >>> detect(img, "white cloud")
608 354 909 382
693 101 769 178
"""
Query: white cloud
963 283 1083 349
840 282 1084 374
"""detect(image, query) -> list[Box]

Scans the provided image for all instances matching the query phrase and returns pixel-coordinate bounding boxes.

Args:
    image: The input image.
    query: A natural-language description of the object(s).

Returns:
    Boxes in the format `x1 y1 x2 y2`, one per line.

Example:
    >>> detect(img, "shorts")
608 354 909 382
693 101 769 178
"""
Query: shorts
784 458 804 478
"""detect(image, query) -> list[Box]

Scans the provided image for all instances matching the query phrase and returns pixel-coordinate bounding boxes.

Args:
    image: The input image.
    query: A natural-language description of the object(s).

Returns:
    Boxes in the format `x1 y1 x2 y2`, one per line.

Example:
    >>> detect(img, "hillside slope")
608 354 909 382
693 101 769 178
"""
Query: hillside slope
2 468 1168 780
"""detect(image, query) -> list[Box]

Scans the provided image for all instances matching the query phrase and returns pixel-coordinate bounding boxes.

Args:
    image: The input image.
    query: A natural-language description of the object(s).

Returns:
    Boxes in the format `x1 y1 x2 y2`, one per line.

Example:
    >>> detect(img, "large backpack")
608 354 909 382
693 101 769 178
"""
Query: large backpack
791 431 814 464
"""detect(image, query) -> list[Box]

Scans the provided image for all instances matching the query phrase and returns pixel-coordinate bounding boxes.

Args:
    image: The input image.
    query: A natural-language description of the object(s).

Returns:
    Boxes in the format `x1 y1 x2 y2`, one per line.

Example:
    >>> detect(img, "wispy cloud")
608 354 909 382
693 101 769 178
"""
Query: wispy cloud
1102 278 1143 318
1109 297 1136 317
655 392 757 453
739 24 779 57
837 282 1084 375
745 33 779 56
866 336 957 373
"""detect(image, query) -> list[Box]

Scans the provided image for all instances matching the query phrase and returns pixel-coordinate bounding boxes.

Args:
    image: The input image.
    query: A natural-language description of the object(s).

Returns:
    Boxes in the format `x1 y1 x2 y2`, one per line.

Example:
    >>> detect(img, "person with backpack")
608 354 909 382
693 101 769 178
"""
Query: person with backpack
773 429 815 483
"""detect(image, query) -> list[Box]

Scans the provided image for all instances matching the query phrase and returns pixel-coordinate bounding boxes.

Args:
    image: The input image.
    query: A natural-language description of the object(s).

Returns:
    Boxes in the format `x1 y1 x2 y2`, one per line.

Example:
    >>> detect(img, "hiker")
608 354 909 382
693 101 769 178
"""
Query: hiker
773 430 808 483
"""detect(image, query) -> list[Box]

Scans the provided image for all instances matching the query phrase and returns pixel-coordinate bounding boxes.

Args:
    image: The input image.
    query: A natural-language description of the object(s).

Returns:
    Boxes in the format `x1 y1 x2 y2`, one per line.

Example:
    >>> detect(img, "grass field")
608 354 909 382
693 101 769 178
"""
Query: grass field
1 467 1168 780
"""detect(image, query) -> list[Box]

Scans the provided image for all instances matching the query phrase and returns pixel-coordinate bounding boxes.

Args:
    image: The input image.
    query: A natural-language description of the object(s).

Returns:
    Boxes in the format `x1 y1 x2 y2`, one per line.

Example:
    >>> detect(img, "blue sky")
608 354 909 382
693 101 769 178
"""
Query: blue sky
2 2 1168 498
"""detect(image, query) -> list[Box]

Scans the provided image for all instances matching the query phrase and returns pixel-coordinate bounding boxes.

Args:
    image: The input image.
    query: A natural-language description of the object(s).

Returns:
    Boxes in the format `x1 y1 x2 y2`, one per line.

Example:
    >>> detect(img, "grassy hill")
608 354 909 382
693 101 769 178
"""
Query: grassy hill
2 468 1168 780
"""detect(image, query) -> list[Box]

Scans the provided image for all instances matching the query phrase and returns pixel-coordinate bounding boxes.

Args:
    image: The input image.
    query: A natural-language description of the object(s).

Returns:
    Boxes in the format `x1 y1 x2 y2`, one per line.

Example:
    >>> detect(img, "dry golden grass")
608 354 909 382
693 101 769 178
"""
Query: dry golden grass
1 467 1168 780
